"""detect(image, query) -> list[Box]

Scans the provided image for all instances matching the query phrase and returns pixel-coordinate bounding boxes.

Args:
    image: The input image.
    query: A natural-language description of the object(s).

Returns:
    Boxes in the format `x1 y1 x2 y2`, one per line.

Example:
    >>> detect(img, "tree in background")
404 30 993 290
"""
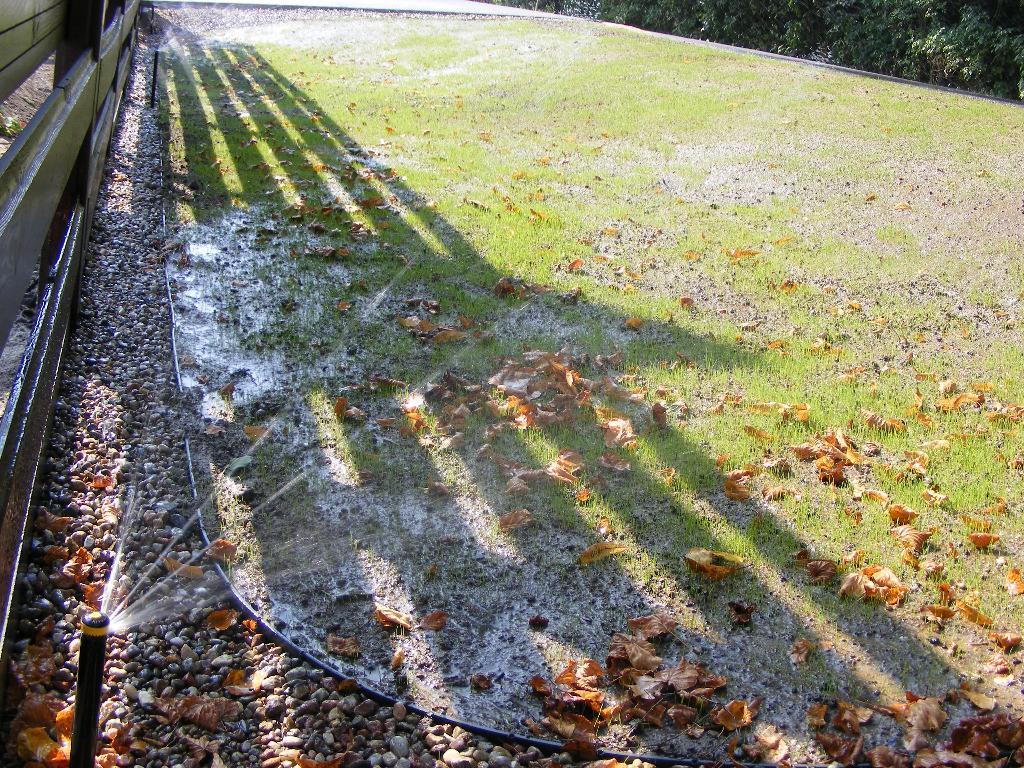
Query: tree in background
598 0 1024 99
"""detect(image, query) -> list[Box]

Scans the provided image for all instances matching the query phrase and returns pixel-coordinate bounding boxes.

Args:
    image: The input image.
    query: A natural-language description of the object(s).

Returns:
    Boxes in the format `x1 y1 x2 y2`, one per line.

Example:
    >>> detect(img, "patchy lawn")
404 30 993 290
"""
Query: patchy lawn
161 7 1024 763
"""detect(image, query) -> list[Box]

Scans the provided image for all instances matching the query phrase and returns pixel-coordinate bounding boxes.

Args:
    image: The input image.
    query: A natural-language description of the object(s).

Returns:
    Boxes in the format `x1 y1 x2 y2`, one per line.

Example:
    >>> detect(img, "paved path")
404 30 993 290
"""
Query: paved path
151 0 560 17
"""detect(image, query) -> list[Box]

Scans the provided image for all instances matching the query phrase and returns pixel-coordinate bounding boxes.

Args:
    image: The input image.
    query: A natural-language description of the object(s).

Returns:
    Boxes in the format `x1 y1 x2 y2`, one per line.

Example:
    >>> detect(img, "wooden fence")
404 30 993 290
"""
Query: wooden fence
0 0 141 693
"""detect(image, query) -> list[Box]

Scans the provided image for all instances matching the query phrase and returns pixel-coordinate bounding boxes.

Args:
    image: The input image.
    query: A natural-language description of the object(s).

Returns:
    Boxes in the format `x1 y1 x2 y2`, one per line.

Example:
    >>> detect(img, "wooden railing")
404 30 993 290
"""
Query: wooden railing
0 0 140 694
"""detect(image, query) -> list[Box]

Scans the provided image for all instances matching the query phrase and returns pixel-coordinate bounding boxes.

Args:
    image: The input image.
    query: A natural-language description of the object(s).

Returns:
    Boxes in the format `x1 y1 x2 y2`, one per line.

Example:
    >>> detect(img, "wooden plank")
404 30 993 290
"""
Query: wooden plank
0 205 83 691
0 0 62 36
0 53 97 350
0 0 138 697
0 22 62 104
0 2 65 70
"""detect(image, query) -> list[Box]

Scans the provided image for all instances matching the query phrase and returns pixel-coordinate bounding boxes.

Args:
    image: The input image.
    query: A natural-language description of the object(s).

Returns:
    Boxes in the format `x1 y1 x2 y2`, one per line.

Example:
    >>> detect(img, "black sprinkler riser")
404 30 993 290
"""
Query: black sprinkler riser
69 611 110 768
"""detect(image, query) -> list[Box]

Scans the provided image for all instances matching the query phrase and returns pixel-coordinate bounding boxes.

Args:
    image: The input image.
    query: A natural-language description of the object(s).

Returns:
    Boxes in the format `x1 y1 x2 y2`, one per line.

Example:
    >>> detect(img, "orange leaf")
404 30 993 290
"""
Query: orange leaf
207 538 238 564
1006 568 1024 596
969 532 1000 550
956 600 993 627
206 609 237 631
711 698 760 731
685 548 742 580
374 604 413 631
578 542 629 565
163 557 204 579
243 425 267 440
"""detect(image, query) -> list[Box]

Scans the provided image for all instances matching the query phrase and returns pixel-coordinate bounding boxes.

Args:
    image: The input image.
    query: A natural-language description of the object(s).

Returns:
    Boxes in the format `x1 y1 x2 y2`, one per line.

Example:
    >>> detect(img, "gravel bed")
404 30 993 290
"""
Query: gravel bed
0 22 604 768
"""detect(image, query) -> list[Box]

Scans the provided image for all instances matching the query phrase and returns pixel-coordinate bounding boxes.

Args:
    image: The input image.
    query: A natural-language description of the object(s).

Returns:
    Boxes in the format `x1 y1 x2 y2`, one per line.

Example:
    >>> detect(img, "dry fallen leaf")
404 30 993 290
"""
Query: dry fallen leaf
499 508 534 532
205 609 237 631
959 686 996 711
789 638 814 664
373 604 413 631
710 698 760 731
1007 567 1024 596
243 425 267 440
158 695 242 731
578 542 629 565
685 548 743 579
626 613 677 640
988 631 1021 651
207 538 237 564
728 601 756 625
906 697 946 731
470 673 493 691
817 732 863 766
956 600 994 627
163 557 204 580
418 611 448 631
327 635 360 658
968 532 1000 550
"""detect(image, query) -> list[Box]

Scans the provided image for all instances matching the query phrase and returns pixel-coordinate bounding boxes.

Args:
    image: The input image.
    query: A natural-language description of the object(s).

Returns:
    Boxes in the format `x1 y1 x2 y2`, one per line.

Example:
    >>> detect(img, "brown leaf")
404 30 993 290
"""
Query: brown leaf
906 697 946 731
805 559 837 584
892 525 933 553
327 635 361 658
601 416 637 450
684 548 742 579
652 401 668 428
433 329 468 344
959 686 996 711
887 504 918 524
988 631 1021 651
158 695 242 731
956 600 994 627
968 532 1000 550
207 538 237 564
578 542 629 565
597 451 631 472
789 638 814 664
728 601 756 625
924 605 956 620
164 556 204 579
710 698 760 731
807 702 829 727
499 508 534 532
866 746 911 768
626 613 677 640
243 425 268 440
470 673 492 691
418 611 448 631
374 604 413 631
206 609 238 631
816 732 863 766
832 700 872 735
607 633 662 673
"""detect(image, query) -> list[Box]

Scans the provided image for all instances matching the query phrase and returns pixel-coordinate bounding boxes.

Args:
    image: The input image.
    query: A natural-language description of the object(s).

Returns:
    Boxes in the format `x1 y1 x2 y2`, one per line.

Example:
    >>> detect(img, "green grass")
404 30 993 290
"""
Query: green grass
166 14 1024 723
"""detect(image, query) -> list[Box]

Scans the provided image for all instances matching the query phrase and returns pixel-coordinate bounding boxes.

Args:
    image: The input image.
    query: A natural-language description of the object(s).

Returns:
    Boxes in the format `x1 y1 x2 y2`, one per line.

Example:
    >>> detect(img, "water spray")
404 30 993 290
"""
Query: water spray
69 611 110 768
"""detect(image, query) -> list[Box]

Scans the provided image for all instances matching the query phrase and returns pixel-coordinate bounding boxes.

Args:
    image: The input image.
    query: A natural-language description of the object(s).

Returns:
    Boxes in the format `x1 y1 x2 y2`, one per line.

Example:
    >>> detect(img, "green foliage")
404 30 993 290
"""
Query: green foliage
0 109 23 138
599 0 1024 99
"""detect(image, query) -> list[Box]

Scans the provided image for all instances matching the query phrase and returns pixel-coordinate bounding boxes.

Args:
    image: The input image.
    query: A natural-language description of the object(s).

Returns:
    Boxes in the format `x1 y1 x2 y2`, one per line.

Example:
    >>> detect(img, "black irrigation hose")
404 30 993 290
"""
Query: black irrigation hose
185 431 792 768
141 29 861 768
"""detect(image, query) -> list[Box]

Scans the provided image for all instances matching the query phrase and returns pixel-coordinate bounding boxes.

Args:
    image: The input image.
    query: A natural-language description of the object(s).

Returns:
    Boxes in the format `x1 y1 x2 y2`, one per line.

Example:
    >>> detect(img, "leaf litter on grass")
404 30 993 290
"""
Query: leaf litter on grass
153 10 1024 765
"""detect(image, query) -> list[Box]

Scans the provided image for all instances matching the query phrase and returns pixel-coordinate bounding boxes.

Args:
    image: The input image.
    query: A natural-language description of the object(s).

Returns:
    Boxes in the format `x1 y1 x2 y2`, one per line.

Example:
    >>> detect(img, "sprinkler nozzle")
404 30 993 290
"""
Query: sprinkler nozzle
69 611 110 768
